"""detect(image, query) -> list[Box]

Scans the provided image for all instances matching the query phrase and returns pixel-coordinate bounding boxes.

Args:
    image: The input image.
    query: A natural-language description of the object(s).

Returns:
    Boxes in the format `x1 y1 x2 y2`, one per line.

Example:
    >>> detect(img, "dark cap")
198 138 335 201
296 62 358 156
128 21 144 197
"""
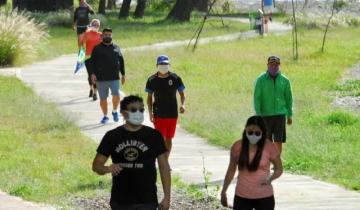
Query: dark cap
157 55 170 65
267 55 280 64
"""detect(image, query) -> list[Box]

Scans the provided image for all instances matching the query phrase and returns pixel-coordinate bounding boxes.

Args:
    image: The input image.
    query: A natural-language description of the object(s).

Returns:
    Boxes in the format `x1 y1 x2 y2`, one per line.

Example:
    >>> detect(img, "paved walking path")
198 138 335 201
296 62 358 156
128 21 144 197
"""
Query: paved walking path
1 22 360 209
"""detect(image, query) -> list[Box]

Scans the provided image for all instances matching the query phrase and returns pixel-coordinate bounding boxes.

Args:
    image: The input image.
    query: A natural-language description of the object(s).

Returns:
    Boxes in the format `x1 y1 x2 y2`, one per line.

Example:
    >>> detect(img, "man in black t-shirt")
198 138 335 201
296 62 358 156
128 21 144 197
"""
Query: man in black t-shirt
92 95 171 210
145 55 186 161
73 0 94 46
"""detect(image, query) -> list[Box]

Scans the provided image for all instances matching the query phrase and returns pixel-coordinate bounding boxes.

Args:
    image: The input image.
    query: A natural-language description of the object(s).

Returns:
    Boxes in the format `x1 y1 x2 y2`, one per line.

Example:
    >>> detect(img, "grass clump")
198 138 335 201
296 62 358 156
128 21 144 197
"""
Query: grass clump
0 76 110 205
0 10 48 66
325 111 358 126
335 80 360 97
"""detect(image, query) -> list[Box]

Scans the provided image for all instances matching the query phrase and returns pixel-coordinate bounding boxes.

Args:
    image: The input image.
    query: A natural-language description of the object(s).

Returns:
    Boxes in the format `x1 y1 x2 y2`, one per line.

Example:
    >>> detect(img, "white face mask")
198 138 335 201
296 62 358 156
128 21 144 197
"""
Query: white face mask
246 133 262 144
127 111 144 125
158 65 170 74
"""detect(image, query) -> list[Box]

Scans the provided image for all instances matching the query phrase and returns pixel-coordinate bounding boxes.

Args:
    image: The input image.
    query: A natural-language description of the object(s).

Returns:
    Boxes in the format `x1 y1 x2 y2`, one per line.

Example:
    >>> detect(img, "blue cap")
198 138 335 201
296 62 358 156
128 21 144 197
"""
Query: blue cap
157 55 170 65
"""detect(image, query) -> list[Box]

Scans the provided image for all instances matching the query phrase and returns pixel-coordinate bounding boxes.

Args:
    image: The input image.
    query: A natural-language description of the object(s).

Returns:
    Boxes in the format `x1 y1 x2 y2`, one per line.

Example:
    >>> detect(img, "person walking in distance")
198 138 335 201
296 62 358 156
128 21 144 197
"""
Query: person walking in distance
145 55 186 161
89 28 125 124
92 95 171 210
73 0 94 48
253 55 293 155
221 116 283 210
79 19 102 101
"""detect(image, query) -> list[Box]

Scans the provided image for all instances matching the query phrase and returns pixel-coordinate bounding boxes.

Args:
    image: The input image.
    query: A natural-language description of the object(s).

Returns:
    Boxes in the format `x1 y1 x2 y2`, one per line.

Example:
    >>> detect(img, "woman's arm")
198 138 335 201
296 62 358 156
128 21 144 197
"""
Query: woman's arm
220 153 237 207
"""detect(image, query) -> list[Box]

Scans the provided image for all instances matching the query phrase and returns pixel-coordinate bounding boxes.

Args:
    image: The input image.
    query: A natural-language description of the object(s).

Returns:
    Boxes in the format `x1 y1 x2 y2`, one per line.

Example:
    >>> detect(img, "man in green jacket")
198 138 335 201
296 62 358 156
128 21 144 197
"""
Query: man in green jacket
254 55 293 155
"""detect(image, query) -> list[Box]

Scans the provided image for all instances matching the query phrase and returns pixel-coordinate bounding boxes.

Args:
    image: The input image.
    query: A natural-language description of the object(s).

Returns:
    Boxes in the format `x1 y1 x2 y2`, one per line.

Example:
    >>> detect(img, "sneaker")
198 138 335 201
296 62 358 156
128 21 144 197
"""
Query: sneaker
92 93 97 101
100 116 109 124
112 111 119 122
89 89 93 98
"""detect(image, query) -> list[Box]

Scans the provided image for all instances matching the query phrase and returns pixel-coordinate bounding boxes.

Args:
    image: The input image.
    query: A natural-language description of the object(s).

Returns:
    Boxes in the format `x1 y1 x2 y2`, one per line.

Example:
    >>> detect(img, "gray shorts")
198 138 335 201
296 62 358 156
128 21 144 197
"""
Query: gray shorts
96 80 120 100
262 115 286 143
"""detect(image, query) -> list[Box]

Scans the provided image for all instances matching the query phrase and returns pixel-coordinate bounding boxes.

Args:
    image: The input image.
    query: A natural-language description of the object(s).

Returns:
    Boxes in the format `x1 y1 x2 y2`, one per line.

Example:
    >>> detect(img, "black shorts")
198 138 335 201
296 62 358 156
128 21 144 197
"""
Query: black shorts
262 115 286 143
76 26 87 35
110 201 157 210
233 195 275 210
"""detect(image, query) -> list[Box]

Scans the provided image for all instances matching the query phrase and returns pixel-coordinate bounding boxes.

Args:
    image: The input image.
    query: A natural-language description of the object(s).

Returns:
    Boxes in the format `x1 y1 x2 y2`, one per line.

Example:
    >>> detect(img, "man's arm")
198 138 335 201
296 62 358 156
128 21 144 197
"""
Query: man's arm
92 153 122 176
147 93 154 122
157 153 171 210
118 54 125 85
86 2 95 14
179 91 186 114
285 80 293 124
72 8 78 30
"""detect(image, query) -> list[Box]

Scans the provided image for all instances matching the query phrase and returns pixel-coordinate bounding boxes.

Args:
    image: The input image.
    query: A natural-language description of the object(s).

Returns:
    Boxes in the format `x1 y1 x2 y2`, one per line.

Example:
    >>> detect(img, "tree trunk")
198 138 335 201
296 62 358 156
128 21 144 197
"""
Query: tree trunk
0 0 7 6
194 0 208 12
291 0 298 60
167 0 194 21
321 0 336 52
107 0 114 10
134 0 146 18
99 0 106 14
119 0 132 19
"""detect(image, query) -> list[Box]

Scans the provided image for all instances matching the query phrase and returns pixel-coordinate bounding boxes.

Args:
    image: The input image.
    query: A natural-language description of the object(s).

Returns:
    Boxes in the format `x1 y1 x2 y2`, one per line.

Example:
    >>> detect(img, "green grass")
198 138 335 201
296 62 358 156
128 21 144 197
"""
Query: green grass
121 26 360 191
335 80 360 96
0 76 111 206
37 10 249 60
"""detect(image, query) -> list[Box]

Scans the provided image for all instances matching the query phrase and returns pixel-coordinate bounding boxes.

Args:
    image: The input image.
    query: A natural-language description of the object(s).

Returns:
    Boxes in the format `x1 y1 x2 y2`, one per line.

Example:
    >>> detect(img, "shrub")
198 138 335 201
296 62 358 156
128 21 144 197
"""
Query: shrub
0 10 48 66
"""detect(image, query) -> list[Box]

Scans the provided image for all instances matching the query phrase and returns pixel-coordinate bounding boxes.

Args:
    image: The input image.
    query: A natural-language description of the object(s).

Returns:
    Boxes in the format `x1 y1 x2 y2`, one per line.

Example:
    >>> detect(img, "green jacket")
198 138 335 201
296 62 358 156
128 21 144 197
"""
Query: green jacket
254 71 293 117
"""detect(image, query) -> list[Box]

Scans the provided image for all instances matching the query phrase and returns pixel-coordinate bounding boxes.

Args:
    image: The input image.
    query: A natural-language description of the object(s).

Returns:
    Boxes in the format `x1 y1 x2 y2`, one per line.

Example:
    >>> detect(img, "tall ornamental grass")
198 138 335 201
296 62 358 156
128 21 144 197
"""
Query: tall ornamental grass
0 10 48 66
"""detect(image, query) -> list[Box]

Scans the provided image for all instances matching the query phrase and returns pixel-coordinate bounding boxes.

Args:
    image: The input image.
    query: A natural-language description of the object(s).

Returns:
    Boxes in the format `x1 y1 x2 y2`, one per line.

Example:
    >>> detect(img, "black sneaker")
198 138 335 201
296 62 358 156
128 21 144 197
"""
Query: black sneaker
89 89 93 97
93 93 97 101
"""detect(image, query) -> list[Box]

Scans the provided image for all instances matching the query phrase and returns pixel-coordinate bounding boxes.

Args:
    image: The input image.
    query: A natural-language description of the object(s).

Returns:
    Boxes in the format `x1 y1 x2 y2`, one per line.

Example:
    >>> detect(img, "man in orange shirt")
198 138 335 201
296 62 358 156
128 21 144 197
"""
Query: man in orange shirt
79 19 102 101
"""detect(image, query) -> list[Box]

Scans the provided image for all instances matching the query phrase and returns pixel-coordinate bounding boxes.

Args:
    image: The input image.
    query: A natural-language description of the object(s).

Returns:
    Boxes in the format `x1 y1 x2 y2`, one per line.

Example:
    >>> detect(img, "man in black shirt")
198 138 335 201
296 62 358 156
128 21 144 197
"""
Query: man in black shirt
89 28 125 124
73 0 94 47
92 95 171 210
145 55 186 161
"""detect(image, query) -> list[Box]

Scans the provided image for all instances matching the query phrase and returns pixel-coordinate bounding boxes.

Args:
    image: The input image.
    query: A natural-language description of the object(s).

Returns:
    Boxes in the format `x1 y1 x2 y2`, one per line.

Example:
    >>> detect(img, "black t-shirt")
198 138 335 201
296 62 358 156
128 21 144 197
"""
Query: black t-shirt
73 6 94 27
89 43 125 81
97 125 166 205
145 72 185 118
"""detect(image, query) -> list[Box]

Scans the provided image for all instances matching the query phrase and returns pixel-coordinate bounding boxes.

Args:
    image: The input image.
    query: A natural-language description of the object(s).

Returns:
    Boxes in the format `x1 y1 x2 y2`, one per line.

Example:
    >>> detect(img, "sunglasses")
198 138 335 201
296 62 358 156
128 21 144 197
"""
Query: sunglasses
247 131 262 136
128 108 145 113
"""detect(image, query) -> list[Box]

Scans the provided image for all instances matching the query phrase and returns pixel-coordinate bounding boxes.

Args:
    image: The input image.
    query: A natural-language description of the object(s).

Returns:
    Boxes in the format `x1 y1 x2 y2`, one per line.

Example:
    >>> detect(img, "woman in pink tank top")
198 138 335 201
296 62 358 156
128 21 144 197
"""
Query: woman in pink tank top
221 116 283 210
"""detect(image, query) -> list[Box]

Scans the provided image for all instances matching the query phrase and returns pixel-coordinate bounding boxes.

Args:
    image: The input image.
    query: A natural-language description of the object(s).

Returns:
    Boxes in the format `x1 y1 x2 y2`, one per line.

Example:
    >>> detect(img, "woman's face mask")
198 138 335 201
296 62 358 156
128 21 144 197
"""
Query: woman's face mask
246 130 262 144
157 64 170 74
